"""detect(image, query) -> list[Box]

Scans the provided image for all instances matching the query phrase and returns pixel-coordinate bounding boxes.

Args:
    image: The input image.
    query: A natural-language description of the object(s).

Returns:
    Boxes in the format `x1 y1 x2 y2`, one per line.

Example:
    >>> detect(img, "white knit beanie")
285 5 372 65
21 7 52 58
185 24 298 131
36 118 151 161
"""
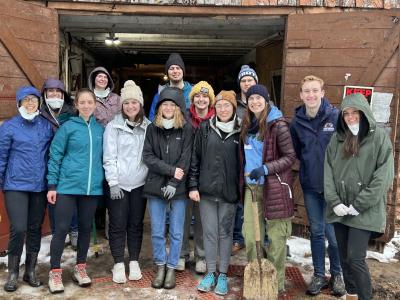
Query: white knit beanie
120 80 143 106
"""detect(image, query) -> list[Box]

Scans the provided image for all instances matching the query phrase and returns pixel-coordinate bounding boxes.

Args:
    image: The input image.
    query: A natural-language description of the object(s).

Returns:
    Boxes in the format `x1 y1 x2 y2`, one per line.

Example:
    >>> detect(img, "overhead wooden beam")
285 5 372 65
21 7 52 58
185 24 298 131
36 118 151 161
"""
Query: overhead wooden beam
47 1 297 16
0 19 44 88
358 20 400 86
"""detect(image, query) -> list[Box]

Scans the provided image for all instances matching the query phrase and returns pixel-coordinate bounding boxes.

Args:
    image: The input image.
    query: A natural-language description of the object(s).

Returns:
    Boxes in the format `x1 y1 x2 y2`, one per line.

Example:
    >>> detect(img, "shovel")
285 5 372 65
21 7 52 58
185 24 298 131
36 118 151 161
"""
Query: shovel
243 177 278 300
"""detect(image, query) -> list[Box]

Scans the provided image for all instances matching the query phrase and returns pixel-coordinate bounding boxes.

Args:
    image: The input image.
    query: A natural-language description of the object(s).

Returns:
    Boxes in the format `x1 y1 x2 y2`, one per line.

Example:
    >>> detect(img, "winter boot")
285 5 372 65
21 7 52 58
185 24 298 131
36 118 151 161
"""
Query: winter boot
48 269 64 293
164 267 176 289
23 253 42 287
152 265 166 289
346 294 358 300
72 263 91 287
4 255 20 292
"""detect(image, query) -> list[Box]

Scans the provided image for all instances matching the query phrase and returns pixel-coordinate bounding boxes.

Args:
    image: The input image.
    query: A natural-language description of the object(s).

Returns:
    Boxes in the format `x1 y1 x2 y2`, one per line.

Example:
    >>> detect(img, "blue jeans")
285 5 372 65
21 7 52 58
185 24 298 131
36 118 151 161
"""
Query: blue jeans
303 191 341 277
232 202 244 246
48 203 78 234
148 198 186 269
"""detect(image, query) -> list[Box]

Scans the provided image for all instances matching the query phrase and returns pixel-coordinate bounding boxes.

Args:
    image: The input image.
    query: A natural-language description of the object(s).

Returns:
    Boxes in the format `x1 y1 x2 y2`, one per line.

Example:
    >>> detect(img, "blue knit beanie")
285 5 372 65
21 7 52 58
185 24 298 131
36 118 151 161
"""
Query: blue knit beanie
246 84 269 102
237 65 258 84
16 86 41 104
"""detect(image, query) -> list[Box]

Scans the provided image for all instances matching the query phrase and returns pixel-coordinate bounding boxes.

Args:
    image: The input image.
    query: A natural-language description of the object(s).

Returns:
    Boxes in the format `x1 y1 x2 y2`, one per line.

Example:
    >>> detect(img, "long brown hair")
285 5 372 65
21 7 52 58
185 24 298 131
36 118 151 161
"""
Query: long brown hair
122 104 145 125
240 103 270 143
343 133 359 158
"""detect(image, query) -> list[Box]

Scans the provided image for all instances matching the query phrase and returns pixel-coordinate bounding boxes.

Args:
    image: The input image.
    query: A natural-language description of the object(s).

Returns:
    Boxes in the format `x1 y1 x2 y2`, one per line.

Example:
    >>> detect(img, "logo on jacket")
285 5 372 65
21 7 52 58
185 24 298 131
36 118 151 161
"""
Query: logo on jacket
323 122 335 132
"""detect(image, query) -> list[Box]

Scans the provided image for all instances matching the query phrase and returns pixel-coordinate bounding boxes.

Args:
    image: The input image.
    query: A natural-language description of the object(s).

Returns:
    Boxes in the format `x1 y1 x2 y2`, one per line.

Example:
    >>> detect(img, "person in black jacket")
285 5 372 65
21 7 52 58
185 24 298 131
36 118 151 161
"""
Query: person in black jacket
188 90 240 296
142 87 193 290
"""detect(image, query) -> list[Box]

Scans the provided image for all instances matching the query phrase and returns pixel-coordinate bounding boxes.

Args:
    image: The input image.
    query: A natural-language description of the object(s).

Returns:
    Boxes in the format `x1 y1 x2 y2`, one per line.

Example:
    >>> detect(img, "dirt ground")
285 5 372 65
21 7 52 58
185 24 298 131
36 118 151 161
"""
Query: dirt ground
0 212 399 300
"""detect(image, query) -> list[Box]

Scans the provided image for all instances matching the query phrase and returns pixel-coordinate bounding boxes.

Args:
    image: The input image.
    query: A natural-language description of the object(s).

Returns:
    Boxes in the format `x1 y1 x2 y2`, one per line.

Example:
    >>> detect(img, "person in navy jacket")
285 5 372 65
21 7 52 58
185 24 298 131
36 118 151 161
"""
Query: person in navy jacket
0 86 53 292
290 75 345 296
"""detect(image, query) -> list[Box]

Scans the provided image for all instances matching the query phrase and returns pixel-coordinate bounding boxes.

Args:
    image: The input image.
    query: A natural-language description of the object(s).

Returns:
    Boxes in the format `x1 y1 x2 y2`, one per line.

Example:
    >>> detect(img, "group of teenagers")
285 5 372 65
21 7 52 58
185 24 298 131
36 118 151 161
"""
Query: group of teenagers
0 52 394 300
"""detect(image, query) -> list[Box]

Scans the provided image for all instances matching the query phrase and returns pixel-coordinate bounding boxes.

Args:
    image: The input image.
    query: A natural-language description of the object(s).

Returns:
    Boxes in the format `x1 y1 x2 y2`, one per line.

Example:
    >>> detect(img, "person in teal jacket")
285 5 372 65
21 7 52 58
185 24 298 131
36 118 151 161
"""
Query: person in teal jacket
46 88 104 294
324 93 394 300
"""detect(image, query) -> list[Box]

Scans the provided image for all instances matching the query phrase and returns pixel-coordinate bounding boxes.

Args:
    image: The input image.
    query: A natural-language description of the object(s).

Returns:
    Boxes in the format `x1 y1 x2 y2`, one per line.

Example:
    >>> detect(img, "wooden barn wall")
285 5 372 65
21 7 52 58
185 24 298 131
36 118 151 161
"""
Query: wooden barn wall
0 0 59 121
282 11 400 241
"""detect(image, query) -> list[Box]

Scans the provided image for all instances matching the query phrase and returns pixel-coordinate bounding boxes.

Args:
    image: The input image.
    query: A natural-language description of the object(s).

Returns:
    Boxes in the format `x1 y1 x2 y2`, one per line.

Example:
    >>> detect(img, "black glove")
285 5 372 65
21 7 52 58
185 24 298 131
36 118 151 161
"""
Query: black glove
249 166 266 181
161 185 176 200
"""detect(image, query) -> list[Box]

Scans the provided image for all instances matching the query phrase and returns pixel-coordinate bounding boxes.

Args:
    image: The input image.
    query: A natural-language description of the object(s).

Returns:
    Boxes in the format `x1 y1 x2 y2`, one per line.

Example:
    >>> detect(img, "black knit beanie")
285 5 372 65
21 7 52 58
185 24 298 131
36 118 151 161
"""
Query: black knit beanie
246 84 270 102
165 53 185 74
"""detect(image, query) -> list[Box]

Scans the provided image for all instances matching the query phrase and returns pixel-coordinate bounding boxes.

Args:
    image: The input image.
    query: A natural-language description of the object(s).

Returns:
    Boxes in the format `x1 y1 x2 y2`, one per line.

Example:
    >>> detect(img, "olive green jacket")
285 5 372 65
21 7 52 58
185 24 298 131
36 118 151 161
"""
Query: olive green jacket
324 94 394 233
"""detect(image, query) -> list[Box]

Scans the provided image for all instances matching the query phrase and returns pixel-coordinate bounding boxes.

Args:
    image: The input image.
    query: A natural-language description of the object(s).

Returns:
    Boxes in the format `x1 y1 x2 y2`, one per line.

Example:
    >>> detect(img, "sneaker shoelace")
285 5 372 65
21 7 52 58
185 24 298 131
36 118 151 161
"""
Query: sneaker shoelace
51 272 62 285
76 265 88 279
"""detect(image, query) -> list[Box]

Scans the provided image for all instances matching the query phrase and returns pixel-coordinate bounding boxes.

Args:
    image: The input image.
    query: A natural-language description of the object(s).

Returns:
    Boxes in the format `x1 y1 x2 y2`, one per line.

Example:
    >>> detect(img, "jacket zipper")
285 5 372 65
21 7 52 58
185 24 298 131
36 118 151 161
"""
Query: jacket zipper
87 122 93 195
276 173 292 199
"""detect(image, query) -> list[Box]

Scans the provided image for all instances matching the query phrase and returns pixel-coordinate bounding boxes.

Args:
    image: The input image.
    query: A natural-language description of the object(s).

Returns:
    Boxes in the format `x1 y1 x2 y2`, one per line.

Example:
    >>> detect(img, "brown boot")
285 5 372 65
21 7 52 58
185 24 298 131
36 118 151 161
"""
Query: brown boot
346 294 358 300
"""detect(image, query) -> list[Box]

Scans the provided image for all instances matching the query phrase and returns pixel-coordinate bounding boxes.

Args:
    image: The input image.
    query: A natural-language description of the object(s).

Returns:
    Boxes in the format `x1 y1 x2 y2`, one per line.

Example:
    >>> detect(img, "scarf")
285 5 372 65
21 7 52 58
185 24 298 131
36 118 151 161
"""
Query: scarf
189 105 215 129
216 116 236 133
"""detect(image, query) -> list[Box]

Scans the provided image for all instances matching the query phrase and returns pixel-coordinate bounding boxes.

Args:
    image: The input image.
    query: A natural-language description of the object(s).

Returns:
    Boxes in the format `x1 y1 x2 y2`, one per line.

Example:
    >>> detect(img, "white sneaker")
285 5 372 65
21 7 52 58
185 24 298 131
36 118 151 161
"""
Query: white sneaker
72 263 91 287
195 258 207 274
128 261 142 281
112 262 127 283
176 258 186 271
48 269 64 293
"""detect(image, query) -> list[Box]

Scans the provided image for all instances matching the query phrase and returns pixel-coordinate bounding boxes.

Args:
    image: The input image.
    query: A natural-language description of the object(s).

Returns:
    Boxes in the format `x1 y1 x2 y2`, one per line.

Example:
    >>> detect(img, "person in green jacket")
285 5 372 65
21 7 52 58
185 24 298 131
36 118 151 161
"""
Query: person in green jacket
46 88 104 294
324 93 394 300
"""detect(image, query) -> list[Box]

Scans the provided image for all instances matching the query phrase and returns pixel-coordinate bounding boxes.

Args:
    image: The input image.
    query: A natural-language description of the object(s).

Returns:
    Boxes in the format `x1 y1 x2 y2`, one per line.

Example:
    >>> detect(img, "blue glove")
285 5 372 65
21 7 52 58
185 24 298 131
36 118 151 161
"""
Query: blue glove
249 166 266 181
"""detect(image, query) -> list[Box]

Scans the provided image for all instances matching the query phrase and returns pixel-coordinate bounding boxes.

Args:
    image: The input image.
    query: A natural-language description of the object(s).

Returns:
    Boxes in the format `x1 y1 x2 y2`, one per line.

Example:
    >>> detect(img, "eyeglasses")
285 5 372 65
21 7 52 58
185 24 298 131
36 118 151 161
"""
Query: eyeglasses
21 96 39 103
215 103 232 110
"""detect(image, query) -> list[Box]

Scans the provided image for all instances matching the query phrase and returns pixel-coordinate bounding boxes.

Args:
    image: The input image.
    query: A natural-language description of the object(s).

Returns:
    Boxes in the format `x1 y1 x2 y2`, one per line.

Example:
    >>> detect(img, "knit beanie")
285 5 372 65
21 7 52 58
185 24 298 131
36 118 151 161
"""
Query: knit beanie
157 86 186 114
16 86 41 104
215 90 237 109
165 53 185 74
246 84 269 102
189 81 215 107
237 64 258 84
120 80 144 106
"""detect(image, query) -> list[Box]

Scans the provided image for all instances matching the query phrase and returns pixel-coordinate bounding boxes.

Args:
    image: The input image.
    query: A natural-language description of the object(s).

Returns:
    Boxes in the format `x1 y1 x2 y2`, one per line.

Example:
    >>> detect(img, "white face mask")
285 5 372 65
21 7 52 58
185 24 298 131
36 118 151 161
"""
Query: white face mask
347 123 359 136
162 118 174 129
19 106 39 121
94 88 110 99
46 97 64 110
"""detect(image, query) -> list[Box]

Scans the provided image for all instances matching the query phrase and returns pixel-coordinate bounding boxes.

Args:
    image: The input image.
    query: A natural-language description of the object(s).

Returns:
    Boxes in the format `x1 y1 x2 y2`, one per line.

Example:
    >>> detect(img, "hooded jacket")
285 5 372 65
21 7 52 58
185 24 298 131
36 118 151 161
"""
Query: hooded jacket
239 106 296 220
88 67 120 127
188 115 241 203
148 81 192 121
324 94 394 233
47 116 104 195
290 98 339 193
40 79 75 132
0 115 53 192
103 114 150 191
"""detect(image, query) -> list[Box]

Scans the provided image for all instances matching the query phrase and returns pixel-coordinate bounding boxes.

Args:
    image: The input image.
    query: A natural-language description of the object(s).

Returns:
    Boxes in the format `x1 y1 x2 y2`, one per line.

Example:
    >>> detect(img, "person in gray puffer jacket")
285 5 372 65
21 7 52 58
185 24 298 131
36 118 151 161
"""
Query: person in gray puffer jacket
103 80 150 284
88 66 120 127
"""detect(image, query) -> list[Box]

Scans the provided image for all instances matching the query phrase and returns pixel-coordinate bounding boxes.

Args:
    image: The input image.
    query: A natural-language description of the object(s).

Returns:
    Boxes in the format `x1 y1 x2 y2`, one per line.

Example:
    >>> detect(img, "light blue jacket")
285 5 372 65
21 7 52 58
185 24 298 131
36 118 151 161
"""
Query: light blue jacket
47 115 104 195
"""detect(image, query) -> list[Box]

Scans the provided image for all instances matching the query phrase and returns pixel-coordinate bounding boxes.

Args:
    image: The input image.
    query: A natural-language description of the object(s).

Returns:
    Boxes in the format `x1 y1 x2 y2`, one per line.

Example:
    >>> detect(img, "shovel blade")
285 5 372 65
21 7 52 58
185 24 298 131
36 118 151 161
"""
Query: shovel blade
243 258 278 300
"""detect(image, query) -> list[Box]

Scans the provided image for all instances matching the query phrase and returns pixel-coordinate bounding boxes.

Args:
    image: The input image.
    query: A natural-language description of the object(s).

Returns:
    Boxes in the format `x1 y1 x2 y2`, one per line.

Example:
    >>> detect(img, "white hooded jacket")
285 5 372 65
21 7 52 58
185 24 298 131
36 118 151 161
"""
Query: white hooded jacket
103 114 150 191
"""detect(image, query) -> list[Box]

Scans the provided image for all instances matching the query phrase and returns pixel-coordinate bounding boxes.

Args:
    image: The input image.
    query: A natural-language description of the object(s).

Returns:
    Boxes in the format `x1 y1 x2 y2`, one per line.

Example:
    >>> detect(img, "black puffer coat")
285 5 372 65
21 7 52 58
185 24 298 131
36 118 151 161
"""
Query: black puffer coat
188 116 241 203
142 122 193 200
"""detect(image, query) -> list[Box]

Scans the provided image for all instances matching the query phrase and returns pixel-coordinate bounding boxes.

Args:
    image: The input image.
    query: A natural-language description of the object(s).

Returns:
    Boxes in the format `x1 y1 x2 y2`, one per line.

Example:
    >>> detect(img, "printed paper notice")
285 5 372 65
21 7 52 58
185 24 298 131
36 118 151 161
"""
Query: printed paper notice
371 92 393 123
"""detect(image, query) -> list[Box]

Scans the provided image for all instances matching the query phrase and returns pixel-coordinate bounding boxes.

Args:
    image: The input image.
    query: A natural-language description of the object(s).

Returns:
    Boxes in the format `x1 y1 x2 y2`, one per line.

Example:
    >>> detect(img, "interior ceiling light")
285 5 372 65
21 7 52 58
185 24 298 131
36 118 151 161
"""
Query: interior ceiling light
105 33 120 46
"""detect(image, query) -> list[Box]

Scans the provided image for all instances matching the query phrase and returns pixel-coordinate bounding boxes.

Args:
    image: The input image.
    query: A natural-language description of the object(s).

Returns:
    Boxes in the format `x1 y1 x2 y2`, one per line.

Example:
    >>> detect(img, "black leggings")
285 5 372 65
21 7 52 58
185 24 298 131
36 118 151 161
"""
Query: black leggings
107 186 147 263
334 222 372 300
4 191 47 256
50 194 98 269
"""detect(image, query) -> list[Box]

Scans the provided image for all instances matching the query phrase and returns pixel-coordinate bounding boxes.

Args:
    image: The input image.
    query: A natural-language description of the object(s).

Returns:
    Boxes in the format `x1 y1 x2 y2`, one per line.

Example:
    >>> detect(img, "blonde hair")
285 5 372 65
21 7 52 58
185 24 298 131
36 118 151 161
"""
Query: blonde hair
300 75 324 91
154 105 185 129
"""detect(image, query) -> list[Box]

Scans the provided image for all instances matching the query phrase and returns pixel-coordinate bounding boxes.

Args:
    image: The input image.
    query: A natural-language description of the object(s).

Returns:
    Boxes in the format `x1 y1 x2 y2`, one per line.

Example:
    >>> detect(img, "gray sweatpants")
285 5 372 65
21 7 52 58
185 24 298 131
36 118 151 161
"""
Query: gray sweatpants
180 200 205 260
199 198 236 273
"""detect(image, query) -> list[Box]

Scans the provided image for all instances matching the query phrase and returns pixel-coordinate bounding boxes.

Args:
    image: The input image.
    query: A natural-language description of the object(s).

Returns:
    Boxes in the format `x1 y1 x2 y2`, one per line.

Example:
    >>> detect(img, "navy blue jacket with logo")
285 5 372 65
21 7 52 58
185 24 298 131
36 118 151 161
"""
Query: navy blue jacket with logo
290 98 339 193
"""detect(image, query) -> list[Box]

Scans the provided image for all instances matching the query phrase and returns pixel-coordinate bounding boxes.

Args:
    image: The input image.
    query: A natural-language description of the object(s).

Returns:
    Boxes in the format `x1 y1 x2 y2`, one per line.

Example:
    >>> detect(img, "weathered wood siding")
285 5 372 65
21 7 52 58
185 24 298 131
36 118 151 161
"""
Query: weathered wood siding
282 11 400 241
0 0 58 121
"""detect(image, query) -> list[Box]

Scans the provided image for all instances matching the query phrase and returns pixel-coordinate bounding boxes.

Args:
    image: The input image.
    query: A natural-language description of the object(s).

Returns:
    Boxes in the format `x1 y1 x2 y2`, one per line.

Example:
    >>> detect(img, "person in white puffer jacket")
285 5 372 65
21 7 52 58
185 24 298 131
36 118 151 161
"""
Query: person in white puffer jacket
103 80 150 284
